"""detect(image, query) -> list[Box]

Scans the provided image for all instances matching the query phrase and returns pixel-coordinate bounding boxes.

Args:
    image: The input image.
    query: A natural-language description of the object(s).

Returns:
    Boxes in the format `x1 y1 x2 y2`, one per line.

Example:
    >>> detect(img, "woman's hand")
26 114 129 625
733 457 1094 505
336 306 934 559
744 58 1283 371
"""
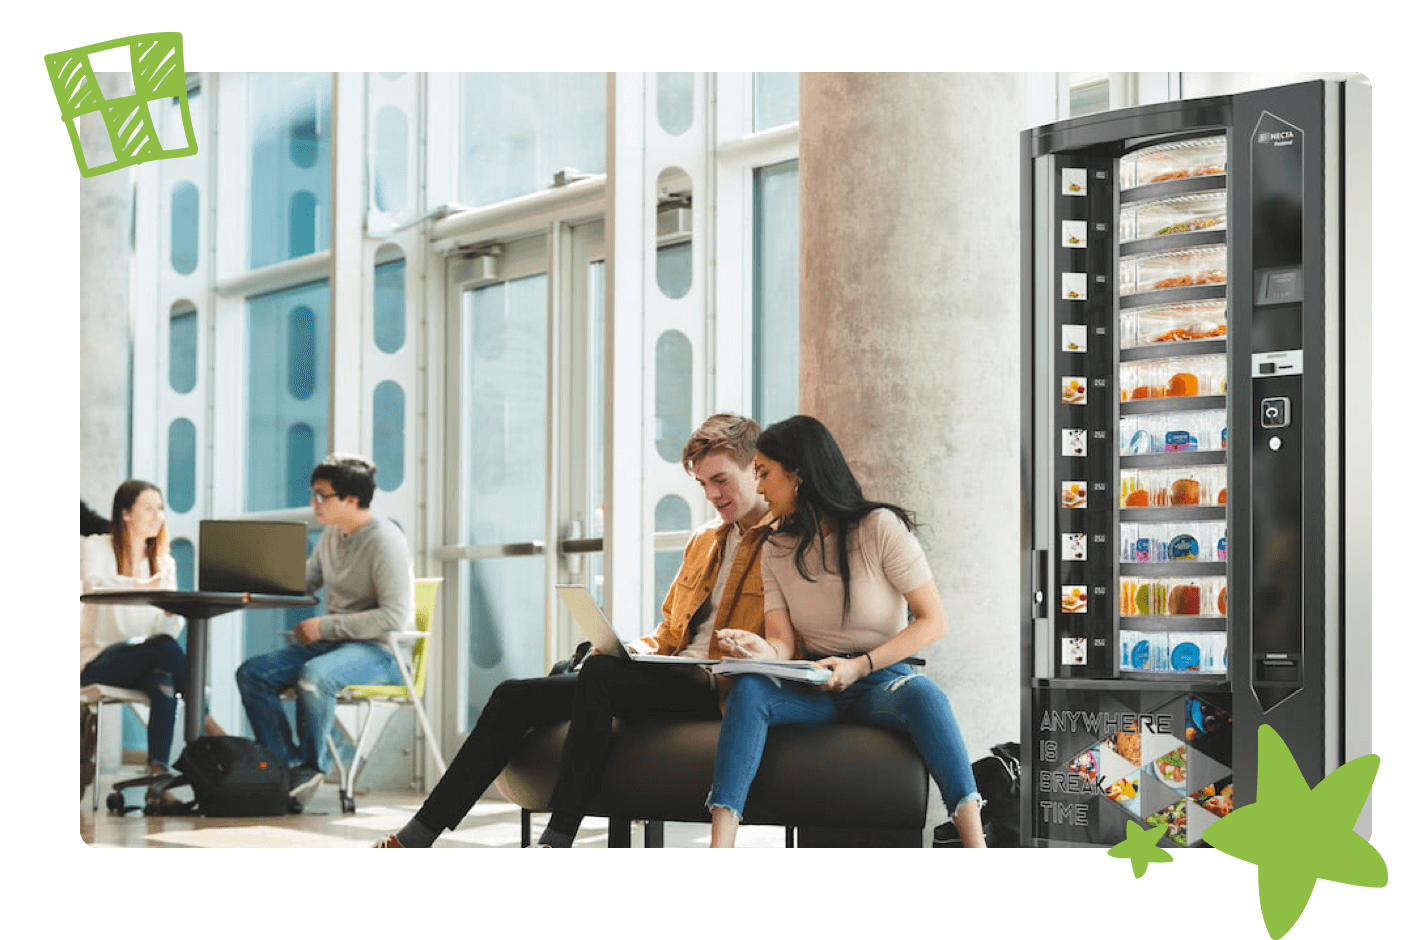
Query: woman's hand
815 656 868 692
716 629 773 660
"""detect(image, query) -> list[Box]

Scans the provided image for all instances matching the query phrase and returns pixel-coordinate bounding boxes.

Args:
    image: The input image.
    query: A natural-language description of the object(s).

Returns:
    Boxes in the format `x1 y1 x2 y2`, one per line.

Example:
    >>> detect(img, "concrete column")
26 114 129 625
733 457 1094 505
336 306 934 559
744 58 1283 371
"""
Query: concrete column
79 72 134 515
798 73 1024 822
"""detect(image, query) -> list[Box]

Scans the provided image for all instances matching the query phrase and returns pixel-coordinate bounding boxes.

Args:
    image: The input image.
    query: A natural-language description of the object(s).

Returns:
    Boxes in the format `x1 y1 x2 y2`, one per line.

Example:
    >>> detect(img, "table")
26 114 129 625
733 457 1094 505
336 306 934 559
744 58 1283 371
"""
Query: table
80 590 317 742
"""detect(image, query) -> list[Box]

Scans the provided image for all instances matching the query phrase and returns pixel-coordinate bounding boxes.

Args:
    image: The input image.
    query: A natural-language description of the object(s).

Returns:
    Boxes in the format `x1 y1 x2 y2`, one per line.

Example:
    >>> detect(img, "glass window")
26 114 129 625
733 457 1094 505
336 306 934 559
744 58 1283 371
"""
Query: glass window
1070 80 1110 118
171 538 194 592
170 181 198 275
246 280 329 512
657 72 694 136
459 73 606 208
374 106 408 214
654 330 692 462
753 159 800 427
654 495 692 618
754 72 799 130
373 251 406 354
169 300 197 394
459 274 548 729
167 418 196 513
248 73 331 269
373 380 405 492
586 259 607 605
287 304 317 400
656 241 691 300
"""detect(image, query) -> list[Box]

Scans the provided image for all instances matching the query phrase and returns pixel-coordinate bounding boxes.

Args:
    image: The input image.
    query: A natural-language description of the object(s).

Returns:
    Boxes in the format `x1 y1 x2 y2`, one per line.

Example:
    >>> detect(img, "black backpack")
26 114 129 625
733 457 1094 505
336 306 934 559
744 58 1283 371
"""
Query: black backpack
173 736 290 817
932 741 1021 847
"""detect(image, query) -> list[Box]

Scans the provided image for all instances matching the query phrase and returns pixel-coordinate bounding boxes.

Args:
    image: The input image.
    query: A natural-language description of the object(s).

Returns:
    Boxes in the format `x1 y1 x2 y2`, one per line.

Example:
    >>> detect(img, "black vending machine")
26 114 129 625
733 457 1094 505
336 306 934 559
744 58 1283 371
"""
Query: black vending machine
1019 80 1371 847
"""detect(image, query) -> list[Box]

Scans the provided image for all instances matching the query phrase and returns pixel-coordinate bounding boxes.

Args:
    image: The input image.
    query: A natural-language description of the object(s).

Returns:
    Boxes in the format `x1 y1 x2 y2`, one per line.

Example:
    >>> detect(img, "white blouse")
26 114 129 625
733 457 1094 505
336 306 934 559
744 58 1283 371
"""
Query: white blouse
79 534 181 671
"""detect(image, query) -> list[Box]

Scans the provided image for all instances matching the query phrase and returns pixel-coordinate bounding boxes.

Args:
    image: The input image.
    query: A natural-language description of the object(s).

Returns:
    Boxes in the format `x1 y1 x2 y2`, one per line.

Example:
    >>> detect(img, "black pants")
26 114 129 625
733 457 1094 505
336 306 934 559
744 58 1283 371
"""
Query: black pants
80 635 187 767
414 654 720 837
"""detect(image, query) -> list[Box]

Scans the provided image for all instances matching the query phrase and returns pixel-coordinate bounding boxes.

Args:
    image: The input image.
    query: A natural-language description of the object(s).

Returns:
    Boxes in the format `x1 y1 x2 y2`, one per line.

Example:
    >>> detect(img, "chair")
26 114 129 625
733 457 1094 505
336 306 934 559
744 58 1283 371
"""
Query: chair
80 684 152 812
324 577 446 813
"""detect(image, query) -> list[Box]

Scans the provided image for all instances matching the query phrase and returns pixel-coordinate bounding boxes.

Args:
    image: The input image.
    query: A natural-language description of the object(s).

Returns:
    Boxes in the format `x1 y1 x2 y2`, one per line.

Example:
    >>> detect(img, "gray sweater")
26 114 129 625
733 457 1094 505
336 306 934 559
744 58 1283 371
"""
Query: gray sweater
306 516 412 643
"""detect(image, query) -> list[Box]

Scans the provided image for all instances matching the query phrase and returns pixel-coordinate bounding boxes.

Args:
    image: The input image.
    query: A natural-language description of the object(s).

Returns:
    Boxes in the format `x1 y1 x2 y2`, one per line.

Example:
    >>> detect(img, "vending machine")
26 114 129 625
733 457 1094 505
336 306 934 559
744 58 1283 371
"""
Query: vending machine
1019 80 1371 847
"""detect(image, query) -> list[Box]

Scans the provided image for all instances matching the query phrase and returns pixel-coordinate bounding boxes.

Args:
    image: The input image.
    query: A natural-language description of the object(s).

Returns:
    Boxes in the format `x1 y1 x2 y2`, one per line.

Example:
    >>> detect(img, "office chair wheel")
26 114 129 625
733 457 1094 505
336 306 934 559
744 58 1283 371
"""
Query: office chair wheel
340 792 355 814
106 791 131 815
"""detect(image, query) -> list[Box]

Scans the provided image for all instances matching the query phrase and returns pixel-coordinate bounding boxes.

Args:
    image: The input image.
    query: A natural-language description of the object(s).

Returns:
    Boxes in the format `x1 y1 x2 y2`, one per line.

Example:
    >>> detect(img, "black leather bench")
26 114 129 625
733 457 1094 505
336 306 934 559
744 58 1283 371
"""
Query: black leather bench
494 718 929 847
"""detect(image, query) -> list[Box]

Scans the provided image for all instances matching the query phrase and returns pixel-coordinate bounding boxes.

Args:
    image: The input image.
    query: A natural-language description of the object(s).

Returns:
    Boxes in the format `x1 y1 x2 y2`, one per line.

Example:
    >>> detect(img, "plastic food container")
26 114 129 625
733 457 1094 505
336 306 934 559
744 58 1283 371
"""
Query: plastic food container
1120 465 1226 509
1121 576 1226 617
1120 191 1227 242
1119 136 1227 190
1120 300 1227 349
1120 355 1225 401
1120 245 1227 296
1120 410 1227 455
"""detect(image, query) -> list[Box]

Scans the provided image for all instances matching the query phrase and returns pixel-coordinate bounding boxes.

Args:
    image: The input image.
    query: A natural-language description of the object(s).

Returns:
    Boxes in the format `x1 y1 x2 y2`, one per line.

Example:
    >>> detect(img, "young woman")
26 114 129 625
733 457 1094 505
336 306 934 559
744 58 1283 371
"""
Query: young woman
709 415 986 848
81 480 218 800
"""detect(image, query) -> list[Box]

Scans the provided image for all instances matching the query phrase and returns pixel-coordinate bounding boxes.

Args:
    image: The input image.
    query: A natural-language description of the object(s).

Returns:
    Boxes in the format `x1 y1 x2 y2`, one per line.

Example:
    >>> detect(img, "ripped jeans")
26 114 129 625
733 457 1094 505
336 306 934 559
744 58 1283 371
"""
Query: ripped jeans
236 640 400 773
81 634 186 767
708 663 981 821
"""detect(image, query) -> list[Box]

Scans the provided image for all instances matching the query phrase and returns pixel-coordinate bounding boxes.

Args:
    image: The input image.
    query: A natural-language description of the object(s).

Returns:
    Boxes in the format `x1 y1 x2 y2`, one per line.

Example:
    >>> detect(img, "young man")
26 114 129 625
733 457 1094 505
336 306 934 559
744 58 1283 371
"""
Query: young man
236 453 412 810
376 413 772 847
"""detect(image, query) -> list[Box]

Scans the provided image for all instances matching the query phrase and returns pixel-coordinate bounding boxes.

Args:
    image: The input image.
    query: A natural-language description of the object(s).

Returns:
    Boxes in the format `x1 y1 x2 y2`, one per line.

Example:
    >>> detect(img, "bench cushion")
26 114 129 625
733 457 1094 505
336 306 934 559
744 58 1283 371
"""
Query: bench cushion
495 719 929 831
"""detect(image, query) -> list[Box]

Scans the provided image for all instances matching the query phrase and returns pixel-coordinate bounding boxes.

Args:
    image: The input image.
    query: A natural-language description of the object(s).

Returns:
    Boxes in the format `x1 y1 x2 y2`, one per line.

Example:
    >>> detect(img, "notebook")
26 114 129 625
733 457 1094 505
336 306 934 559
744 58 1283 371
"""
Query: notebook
555 584 717 665
199 520 310 596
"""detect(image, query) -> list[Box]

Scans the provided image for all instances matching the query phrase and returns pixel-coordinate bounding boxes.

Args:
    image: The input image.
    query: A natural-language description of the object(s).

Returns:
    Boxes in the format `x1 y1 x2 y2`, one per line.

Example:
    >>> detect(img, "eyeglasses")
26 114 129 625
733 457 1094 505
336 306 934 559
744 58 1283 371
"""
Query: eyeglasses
310 489 341 504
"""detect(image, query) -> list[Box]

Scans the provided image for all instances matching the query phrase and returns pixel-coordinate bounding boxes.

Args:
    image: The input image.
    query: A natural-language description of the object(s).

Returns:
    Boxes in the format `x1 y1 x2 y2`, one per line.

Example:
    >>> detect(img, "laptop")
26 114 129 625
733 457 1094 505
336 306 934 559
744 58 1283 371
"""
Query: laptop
199 520 310 596
555 584 717 665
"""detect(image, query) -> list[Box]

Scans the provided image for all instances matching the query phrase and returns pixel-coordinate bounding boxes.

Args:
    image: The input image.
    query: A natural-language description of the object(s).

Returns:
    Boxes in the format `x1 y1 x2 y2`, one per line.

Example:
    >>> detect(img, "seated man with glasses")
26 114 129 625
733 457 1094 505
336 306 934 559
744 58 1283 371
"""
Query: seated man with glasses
235 453 412 810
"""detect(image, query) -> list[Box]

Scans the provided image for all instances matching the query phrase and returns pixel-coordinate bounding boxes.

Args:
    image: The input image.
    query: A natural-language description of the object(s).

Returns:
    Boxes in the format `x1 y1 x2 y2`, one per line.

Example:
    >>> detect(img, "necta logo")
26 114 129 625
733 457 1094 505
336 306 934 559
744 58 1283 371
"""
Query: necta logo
1258 129 1296 146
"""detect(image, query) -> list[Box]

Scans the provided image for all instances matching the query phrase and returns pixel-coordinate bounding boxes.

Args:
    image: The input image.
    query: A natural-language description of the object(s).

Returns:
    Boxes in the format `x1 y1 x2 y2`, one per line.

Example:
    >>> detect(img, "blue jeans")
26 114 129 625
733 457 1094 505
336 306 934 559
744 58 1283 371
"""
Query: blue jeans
81 635 185 767
708 664 982 820
235 640 400 772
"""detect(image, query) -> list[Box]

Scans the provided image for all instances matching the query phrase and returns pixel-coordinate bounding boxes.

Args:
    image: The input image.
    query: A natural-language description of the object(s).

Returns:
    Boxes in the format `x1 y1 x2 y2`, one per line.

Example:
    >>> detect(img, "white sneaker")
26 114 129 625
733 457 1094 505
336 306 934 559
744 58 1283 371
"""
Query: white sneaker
288 767 324 811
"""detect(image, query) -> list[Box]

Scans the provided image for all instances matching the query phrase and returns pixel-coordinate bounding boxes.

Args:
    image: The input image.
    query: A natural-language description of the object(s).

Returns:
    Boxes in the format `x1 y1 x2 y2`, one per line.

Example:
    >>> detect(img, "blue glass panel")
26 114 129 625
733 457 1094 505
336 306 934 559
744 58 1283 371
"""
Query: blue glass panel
170 538 194 592
657 240 692 300
372 381 404 492
654 330 692 462
657 72 694 135
167 419 196 513
753 159 800 427
754 73 800 131
285 422 315 507
653 491 693 622
459 73 605 208
169 302 197 394
287 304 316 400
246 280 329 513
373 258 406 354
248 73 331 269
170 181 198 275
288 191 317 259
374 106 408 213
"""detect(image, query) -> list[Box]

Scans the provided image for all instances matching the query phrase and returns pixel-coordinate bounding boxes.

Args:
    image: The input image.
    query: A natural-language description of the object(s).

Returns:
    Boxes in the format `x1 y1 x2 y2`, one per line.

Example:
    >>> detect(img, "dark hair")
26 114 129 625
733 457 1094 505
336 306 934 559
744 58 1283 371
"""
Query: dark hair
757 415 915 616
681 413 762 472
109 480 168 578
310 453 377 509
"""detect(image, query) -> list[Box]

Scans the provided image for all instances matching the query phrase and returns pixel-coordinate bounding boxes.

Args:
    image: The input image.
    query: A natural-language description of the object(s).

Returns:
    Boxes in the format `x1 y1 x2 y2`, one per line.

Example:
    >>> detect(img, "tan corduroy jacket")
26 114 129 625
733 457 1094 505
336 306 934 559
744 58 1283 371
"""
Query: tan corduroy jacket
636 513 774 665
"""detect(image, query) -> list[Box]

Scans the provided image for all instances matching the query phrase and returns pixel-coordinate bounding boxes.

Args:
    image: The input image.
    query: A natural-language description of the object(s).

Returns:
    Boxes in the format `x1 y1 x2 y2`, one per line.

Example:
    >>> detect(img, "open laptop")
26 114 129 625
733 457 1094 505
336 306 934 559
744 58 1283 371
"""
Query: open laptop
199 520 310 596
555 584 717 665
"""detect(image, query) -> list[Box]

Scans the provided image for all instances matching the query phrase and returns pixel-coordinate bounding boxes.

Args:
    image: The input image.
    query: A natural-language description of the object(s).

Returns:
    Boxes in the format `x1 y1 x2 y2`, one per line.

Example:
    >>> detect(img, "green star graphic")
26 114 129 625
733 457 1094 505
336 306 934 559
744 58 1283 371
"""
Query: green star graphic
1202 725 1387 939
1108 819 1173 878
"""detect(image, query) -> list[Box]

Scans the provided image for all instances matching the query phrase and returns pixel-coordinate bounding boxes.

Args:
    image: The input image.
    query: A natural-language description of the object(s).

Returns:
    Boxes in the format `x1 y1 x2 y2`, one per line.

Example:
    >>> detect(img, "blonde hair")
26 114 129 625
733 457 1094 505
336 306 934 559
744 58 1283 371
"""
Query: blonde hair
681 414 761 472
110 480 169 578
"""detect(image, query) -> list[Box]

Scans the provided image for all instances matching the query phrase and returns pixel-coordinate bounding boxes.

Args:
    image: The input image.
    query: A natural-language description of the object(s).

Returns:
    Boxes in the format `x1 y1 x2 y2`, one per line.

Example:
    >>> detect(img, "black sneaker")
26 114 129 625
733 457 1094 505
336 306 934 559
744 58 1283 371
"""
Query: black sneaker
287 766 324 813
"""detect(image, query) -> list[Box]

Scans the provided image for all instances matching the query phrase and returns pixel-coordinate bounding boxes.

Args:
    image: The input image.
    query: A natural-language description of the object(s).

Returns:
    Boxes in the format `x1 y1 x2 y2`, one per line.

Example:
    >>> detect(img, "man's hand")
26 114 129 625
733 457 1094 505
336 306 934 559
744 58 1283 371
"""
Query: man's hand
716 629 772 660
294 617 323 644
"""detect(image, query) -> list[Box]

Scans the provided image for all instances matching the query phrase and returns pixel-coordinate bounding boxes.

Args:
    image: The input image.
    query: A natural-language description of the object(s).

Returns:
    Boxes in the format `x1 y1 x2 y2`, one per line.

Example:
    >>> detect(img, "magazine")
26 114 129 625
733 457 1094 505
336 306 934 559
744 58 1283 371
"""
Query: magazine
711 659 832 684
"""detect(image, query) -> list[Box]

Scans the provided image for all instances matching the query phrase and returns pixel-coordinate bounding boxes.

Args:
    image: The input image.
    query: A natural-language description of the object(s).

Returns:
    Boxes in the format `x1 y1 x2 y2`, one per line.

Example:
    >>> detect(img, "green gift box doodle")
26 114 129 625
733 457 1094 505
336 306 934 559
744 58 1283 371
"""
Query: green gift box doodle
45 32 196 178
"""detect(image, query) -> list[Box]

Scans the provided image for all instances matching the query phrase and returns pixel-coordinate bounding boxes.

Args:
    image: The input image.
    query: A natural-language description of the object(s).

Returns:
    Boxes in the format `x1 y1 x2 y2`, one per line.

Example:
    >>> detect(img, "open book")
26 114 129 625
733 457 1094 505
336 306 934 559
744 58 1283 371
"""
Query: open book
711 659 832 685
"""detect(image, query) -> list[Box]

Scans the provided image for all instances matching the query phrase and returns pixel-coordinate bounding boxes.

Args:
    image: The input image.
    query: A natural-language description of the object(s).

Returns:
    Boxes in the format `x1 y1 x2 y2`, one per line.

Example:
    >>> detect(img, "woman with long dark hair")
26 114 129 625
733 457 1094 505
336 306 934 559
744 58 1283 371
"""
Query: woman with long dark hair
81 481 217 802
708 415 986 847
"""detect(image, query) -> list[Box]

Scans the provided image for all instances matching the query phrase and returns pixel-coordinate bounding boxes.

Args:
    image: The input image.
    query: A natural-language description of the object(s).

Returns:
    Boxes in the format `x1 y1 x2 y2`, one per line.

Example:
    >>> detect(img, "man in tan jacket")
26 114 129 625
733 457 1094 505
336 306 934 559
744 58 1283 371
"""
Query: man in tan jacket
376 413 772 848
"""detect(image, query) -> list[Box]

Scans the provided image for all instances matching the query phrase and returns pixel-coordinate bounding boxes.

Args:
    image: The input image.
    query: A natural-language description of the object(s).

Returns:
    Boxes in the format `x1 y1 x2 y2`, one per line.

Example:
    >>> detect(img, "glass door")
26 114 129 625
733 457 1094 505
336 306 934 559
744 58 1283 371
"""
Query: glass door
441 221 605 739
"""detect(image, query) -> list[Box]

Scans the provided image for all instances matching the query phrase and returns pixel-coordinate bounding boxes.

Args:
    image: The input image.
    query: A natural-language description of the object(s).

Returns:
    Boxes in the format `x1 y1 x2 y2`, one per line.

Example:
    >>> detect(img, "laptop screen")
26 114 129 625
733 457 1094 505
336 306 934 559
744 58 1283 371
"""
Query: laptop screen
198 520 309 596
